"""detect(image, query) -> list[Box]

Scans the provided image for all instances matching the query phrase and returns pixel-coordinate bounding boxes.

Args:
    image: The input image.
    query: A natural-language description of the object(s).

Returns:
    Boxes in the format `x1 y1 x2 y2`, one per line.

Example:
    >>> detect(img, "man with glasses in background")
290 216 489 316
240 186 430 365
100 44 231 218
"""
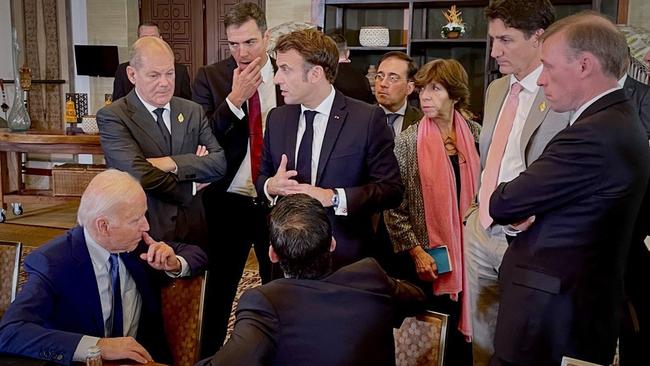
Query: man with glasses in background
374 52 423 137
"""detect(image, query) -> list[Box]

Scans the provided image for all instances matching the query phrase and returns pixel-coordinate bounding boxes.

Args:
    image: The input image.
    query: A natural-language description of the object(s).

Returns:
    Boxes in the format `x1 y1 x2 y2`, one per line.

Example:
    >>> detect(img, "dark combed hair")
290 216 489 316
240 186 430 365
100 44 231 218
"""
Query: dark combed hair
269 194 333 279
274 28 339 83
327 32 348 56
377 51 419 81
485 0 555 38
137 22 159 36
224 2 267 32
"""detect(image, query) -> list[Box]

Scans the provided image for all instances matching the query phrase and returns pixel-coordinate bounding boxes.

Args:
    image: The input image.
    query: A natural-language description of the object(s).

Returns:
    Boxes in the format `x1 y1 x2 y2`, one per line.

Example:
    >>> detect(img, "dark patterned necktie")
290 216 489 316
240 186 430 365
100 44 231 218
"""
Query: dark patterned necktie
153 107 171 151
296 110 317 184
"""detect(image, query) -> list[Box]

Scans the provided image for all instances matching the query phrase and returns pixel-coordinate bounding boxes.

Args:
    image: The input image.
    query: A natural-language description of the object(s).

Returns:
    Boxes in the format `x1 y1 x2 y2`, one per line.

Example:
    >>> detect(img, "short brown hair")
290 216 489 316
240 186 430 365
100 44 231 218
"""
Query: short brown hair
414 59 470 113
137 22 159 37
486 0 555 38
541 11 628 79
224 2 267 32
377 51 419 81
275 29 339 83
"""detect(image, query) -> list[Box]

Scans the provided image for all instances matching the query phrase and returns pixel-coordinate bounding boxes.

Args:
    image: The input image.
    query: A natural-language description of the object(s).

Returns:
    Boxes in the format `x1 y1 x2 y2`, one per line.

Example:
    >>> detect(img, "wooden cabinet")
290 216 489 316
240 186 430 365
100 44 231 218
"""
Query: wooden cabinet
322 0 620 118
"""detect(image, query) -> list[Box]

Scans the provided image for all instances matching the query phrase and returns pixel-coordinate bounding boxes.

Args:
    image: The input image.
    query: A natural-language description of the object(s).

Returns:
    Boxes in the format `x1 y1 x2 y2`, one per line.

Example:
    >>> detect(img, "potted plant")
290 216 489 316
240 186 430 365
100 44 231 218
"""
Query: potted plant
441 5 466 39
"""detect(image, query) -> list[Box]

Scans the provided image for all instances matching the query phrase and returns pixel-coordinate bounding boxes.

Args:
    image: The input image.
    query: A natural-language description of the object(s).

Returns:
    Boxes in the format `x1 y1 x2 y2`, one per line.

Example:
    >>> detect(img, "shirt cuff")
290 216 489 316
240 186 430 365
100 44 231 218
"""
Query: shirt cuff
192 182 197 196
263 179 279 206
73 336 100 362
166 255 190 278
226 97 246 120
334 188 348 216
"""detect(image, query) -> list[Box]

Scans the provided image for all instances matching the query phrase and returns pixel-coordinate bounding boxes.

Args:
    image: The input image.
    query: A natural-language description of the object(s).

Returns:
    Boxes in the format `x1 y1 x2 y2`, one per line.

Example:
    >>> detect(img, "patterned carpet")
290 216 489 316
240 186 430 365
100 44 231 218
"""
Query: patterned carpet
225 269 262 341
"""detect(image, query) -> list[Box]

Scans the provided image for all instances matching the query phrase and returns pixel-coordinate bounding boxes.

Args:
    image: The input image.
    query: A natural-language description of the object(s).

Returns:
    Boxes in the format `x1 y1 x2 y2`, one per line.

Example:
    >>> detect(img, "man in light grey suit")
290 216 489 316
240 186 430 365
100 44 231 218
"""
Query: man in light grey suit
97 36 226 249
462 1 569 363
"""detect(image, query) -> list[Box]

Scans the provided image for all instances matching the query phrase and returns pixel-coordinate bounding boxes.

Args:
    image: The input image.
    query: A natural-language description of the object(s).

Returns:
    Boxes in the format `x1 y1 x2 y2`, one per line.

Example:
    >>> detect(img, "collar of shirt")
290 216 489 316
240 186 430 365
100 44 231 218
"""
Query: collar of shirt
82 227 141 338
510 64 543 94
618 74 627 88
135 89 171 132
84 227 111 270
379 100 407 116
301 85 336 117
569 86 622 125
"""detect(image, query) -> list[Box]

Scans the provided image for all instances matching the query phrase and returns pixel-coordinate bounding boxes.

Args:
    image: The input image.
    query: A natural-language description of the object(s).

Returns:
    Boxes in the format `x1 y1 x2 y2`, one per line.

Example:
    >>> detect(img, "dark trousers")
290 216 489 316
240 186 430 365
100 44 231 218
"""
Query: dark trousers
200 190 275 358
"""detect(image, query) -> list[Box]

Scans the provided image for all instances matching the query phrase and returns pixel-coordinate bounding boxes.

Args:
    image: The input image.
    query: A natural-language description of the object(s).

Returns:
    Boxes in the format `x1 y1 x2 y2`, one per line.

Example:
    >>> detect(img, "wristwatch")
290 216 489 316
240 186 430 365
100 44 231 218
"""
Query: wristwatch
331 189 339 209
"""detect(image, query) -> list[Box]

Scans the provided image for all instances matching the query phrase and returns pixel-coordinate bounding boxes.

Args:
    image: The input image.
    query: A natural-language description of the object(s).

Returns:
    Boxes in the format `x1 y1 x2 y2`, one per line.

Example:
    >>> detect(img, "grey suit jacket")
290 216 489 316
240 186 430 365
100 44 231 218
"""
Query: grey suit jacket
97 91 227 245
623 75 650 138
479 75 569 170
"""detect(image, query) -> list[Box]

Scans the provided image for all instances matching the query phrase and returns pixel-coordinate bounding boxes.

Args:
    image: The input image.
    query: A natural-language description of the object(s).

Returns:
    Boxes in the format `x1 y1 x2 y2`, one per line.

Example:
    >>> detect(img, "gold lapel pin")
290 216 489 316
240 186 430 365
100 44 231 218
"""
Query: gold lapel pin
539 102 546 112
177 113 184 123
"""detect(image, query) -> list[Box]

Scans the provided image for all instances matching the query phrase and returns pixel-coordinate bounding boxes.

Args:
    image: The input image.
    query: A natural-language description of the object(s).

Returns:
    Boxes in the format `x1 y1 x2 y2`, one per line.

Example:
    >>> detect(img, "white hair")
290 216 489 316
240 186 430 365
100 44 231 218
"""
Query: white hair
77 169 143 227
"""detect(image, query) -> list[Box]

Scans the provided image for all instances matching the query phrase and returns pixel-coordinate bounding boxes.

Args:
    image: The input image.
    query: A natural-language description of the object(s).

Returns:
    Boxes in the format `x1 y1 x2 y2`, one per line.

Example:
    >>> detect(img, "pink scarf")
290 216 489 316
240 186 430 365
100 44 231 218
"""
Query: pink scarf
416 110 480 340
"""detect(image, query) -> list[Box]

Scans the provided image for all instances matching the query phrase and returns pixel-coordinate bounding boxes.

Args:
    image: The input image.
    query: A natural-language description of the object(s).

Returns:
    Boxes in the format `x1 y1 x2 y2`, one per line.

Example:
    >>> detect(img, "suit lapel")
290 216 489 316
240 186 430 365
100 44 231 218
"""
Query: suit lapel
71 227 105 336
480 77 509 167
519 88 550 162
316 92 348 186
402 104 423 131
575 89 628 124
126 91 169 153
284 105 302 171
169 97 189 155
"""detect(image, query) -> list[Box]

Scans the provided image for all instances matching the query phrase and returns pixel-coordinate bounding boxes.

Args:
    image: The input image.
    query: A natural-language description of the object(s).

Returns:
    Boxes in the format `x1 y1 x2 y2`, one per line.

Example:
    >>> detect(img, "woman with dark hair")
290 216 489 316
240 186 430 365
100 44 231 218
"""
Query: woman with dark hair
385 59 480 365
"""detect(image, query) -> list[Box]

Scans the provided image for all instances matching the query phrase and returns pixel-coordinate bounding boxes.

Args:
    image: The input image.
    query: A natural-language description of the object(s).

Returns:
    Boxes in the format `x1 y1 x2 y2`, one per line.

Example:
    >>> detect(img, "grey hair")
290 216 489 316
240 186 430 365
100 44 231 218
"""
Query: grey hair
77 169 143 227
129 36 174 70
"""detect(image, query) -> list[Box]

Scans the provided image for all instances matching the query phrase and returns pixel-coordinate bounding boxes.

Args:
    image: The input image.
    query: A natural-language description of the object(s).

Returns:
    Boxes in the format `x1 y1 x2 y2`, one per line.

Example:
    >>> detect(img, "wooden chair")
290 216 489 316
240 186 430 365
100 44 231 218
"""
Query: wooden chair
394 310 449 366
17 245 35 294
0 240 22 318
161 271 208 366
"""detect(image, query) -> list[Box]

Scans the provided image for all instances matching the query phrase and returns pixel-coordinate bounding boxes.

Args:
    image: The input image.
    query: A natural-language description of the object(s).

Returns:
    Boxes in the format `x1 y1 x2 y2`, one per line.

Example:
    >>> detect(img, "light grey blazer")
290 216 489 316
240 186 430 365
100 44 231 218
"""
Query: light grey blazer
479 75 570 170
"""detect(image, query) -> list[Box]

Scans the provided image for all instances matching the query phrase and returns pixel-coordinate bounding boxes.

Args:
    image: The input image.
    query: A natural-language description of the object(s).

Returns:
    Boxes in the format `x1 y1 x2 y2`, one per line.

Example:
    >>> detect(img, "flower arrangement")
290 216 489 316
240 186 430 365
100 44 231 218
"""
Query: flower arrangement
441 5 466 39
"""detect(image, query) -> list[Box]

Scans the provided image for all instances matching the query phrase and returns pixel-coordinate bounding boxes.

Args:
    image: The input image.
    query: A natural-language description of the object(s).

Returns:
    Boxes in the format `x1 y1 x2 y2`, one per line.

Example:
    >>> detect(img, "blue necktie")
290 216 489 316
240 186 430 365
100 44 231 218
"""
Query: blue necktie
296 110 317 184
386 113 400 137
109 253 123 338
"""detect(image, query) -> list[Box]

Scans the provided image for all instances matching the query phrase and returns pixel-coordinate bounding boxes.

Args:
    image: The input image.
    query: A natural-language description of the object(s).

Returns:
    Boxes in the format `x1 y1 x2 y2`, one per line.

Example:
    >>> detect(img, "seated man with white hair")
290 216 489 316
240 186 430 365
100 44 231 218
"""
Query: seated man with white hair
0 169 207 365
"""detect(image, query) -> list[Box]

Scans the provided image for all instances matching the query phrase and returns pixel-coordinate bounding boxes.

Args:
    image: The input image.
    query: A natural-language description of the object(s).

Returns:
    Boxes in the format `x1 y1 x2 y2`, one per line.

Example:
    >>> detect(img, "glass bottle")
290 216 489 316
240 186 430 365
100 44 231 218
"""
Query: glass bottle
85 345 102 366
7 28 30 131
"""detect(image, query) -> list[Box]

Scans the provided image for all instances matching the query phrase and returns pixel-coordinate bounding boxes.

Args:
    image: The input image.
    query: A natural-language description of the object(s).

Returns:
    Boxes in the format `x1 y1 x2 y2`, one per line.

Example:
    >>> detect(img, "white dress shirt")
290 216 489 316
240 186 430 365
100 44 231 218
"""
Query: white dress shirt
493 65 544 185
379 101 408 137
226 56 277 197
135 91 200 195
73 229 190 362
264 86 348 216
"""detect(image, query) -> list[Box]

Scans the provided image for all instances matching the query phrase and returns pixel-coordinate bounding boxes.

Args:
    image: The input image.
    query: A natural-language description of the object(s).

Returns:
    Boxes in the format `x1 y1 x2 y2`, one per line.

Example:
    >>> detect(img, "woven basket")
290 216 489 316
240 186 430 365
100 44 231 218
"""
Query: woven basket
52 164 106 197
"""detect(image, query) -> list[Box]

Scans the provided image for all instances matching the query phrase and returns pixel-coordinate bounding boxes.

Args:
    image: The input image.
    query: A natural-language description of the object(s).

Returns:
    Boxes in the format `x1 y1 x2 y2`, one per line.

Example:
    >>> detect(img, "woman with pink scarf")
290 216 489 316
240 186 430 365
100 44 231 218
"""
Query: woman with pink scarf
385 59 480 366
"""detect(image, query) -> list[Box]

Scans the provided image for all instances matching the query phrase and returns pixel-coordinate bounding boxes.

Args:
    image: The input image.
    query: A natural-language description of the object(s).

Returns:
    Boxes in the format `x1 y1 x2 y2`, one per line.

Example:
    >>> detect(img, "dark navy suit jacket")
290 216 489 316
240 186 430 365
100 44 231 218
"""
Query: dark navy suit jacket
489 89 650 365
195 258 426 366
0 226 207 365
255 91 404 268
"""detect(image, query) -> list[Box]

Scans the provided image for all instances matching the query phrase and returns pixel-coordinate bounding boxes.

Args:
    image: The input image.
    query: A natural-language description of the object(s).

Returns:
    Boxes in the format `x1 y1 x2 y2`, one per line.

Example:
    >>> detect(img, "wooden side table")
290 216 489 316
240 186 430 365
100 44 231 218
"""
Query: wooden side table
0 129 102 222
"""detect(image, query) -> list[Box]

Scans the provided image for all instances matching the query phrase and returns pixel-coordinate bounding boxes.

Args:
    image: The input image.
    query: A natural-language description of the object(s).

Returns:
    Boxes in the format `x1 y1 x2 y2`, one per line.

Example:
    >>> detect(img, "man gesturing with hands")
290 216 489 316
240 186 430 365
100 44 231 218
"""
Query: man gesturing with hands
0 170 207 365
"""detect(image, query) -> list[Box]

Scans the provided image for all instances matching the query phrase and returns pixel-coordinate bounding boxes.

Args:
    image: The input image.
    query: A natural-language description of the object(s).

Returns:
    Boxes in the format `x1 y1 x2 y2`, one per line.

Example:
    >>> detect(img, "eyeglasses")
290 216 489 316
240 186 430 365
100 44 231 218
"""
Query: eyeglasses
375 73 403 84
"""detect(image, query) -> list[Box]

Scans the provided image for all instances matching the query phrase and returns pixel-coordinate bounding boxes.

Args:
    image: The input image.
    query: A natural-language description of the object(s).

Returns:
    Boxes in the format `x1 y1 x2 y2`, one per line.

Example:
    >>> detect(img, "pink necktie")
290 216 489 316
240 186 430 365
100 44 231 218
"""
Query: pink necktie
478 82 523 229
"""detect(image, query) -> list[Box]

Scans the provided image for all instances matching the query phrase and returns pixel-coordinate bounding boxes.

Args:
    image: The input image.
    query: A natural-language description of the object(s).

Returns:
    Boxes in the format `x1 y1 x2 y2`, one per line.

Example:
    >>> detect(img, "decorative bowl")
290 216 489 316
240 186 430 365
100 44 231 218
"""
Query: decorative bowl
359 26 389 47
81 115 99 134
